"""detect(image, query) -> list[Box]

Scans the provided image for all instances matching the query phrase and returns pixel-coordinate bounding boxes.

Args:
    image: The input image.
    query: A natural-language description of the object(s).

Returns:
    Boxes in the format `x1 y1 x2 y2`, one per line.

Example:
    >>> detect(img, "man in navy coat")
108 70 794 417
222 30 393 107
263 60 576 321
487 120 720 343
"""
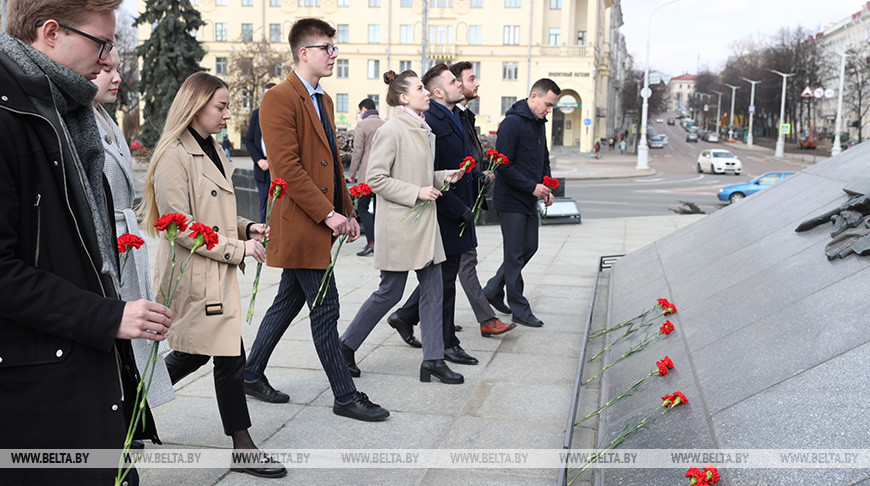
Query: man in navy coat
245 83 276 223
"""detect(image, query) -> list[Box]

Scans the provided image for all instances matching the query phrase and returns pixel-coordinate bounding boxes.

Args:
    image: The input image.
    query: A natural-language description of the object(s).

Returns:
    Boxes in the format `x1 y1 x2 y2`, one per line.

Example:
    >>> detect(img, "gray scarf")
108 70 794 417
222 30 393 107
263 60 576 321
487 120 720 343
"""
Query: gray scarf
0 34 119 292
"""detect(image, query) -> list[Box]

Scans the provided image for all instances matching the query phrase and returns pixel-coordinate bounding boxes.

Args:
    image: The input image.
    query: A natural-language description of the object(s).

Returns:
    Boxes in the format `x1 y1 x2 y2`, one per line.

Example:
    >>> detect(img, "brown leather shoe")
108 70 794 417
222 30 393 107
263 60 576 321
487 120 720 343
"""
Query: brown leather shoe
480 318 517 337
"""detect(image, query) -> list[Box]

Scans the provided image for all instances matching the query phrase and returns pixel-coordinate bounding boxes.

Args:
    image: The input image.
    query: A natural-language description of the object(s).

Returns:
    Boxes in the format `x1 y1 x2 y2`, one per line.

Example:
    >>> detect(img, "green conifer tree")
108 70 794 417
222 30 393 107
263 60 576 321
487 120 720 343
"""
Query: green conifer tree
136 0 205 148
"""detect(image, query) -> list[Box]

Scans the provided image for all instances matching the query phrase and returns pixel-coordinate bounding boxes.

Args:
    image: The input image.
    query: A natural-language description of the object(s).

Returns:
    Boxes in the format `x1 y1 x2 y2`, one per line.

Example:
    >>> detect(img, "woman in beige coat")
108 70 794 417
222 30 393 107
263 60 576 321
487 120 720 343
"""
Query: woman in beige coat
139 73 285 478
340 70 465 384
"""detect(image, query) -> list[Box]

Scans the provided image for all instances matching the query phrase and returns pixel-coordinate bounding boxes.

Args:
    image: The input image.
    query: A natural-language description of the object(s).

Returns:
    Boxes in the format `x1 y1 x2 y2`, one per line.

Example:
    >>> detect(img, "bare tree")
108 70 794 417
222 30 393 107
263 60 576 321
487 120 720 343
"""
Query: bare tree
843 45 870 141
225 38 291 138
107 11 140 143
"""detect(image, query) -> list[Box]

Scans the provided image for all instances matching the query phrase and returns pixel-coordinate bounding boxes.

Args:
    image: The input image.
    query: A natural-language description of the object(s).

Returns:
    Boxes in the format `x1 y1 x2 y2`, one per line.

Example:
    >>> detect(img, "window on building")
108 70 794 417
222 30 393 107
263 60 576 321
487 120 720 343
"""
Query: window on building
467 98 480 114
336 24 349 43
242 91 253 110
470 0 482 7
550 0 561 8
336 59 349 78
215 23 228 42
368 60 380 79
336 94 349 113
401 0 412 6
502 62 518 81
505 0 520 7
368 25 381 43
503 25 519 45
215 0 227 5
215 57 228 75
242 0 253 5
299 0 321 5
337 0 349 5
549 28 561 46
472 61 481 79
430 0 452 7
270 0 281 5
577 30 587 46
242 57 254 75
469 25 482 45
269 24 281 43
367 94 380 111
501 96 517 114
400 25 413 44
369 0 380 6
241 23 253 42
400 60 413 71
271 60 282 77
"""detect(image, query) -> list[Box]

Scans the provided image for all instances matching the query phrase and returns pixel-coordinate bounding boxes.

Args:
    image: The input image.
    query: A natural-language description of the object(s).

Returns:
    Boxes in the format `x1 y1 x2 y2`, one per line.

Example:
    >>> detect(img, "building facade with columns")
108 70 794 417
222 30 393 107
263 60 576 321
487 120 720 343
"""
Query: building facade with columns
138 0 625 153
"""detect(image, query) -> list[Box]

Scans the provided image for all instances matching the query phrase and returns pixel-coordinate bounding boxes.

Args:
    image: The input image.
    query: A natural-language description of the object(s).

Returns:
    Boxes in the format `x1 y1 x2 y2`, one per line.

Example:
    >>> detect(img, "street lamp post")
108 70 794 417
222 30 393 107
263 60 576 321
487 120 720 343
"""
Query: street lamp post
724 83 740 142
637 0 681 170
832 51 848 156
767 69 794 158
712 90 723 137
742 78 761 147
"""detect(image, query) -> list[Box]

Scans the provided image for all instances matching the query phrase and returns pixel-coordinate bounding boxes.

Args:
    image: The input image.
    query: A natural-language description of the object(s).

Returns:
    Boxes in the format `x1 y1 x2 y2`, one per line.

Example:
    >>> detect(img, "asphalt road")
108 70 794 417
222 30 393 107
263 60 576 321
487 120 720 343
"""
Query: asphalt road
565 119 808 219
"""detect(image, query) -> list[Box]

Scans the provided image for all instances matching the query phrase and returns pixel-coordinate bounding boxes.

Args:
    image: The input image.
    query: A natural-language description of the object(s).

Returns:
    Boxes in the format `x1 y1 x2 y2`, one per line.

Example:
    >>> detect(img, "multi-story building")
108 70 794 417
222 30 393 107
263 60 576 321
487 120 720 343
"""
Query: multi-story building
667 73 696 115
138 0 625 152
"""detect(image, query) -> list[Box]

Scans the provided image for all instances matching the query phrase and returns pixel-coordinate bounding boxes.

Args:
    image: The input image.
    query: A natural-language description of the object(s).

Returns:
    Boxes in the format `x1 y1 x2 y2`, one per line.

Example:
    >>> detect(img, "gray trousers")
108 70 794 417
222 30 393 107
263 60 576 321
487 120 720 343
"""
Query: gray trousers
341 264 445 360
458 248 496 324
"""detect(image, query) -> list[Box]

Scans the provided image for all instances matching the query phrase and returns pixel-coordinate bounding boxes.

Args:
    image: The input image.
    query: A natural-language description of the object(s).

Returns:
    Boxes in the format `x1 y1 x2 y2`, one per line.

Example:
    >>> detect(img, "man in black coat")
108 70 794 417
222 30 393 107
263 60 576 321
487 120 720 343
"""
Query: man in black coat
245 82 276 223
484 79 560 328
0 2 171 483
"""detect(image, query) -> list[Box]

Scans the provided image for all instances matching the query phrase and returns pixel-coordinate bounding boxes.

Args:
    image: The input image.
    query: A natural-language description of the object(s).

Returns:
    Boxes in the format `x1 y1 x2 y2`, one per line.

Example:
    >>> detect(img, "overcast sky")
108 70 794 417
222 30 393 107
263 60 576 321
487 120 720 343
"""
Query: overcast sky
620 0 861 76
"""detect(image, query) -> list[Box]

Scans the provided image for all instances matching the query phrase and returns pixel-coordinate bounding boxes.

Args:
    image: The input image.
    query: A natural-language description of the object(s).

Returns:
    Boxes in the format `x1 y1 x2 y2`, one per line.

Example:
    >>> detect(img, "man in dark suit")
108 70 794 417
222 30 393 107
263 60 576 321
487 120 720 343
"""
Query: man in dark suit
245 82 276 223
484 78 560 328
243 18 388 422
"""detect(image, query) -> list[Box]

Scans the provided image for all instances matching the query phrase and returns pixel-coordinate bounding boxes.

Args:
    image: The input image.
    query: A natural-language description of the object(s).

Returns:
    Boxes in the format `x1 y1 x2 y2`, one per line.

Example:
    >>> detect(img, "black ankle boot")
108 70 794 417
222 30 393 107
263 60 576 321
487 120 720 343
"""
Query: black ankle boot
420 359 464 384
341 342 361 377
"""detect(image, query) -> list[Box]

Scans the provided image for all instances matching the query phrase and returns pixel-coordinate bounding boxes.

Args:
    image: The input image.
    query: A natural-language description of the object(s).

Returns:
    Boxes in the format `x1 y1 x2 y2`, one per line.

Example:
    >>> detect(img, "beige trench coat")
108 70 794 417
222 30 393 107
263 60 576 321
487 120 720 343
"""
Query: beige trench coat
367 108 447 271
151 129 252 356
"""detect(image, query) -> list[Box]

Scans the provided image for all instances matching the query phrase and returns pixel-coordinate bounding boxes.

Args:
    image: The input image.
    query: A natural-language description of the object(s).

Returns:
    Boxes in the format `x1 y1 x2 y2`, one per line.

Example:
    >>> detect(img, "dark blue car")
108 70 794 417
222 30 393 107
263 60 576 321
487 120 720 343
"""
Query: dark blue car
718 171 795 204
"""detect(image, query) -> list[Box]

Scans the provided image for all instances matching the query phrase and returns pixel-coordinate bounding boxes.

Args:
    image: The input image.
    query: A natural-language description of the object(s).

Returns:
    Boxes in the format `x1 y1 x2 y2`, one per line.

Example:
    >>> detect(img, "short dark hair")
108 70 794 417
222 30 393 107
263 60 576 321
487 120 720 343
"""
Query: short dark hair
530 78 561 96
449 61 473 80
288 18 336 64
358 98 376 110
421 62 451 92
264 82 277 90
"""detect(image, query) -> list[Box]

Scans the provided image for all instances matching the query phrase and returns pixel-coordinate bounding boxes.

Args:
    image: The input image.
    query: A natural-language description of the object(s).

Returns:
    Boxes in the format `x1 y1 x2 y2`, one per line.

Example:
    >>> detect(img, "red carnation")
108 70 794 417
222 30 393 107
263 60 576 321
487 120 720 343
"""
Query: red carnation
661 356 674 369
497 153 509 165
542 176 560 189
703 466 720 483
685 467 708 485
486 149 499 158
656 361 670 376
462 156 476 172
349 185 362 198
188 222 219 251
657 298 670 308
154 213 188 232
662 391 687 407
660 320 675 335
270 178 287 199
117 233 145 253
358 183 372 195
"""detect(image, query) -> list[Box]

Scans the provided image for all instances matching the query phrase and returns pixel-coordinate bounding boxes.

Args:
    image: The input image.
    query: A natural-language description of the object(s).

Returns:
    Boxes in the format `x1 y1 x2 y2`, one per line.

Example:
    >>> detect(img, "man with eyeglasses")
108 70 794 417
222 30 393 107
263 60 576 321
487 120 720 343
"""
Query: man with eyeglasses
244 18 389 422
0 0 172 484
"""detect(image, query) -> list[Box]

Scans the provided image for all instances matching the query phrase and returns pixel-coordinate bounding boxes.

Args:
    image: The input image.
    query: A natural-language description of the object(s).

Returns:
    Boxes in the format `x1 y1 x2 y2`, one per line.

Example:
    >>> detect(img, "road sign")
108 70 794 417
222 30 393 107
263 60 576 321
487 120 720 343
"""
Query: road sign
583 117 592 126
640 87 652 98
748 105 755 114
632 124 637 134
780 123 791 135
813 88 824 98
825 88 835 98
801 86 813 98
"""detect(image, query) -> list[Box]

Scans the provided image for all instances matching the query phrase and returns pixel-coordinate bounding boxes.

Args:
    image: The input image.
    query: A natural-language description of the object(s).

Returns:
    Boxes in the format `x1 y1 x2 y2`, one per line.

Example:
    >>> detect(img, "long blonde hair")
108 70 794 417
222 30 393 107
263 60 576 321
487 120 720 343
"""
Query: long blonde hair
138 72 229 236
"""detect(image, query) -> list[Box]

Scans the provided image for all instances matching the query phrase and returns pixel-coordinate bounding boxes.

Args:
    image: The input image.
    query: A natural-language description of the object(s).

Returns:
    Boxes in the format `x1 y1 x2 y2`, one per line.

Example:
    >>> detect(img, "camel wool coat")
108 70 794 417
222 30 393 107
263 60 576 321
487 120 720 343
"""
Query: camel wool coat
151 129 252 356
367 108 447 271
259 73 355 269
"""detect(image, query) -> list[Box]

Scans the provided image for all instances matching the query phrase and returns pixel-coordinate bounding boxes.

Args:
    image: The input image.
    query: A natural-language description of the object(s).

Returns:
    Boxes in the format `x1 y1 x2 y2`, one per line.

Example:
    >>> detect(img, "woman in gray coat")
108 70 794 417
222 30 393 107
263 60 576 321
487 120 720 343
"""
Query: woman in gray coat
340 70 465 384
93 53 175 408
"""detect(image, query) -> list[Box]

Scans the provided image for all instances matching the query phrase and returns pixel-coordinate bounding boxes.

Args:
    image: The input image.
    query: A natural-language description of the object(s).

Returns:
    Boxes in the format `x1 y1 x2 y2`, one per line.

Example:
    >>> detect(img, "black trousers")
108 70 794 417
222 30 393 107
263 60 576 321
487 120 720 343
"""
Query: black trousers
357 193 376 243
484 210 539 317
395 253 462 349
164 340 252 436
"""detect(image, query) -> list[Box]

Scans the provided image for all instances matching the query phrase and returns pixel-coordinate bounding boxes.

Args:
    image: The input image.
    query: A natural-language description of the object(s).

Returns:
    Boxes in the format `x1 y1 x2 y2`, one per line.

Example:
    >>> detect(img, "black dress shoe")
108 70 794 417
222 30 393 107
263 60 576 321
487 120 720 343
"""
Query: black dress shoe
340 342 361 377
333 391 390 421
356 242 374 256
513 313 544 327
387 312 422 348
443 345 478 365
420 359 464 384
244 375 290 403
486 294 512 314
230 450 287 478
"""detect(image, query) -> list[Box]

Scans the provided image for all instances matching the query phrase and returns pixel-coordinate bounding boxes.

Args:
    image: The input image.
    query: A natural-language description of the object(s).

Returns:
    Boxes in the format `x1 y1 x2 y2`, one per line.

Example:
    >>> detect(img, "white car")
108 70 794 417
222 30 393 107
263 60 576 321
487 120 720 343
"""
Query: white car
706 133 719 143
697 149 742 175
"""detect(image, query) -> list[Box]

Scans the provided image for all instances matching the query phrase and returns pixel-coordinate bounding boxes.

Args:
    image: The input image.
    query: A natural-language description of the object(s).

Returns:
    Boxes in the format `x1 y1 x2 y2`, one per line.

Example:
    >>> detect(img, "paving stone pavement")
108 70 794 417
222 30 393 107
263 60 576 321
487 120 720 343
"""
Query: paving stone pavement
134 214 703 485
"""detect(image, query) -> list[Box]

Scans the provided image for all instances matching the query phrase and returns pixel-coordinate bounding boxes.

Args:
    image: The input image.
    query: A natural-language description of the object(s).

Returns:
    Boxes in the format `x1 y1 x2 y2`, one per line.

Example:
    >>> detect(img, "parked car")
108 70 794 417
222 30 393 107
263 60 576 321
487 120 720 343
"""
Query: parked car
687 132 699 142
706 132 719 143
718 171 795 204
667 117 675 125
655 117 664 123
841 139 860 151
649 135 667 148
697 149 742 175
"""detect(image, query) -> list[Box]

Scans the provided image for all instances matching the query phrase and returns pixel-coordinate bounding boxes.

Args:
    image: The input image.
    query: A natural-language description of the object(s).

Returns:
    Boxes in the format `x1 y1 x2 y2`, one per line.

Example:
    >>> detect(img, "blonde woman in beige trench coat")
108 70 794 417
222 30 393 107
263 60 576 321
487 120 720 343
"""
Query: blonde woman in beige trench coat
339 70 466 384
139 73 286 479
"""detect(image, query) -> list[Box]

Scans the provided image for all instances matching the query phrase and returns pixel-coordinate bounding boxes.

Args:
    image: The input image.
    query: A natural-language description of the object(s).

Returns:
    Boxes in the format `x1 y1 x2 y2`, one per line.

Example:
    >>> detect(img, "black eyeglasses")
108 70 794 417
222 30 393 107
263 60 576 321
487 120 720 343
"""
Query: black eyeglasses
304 44 338 56
35 21 114 61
